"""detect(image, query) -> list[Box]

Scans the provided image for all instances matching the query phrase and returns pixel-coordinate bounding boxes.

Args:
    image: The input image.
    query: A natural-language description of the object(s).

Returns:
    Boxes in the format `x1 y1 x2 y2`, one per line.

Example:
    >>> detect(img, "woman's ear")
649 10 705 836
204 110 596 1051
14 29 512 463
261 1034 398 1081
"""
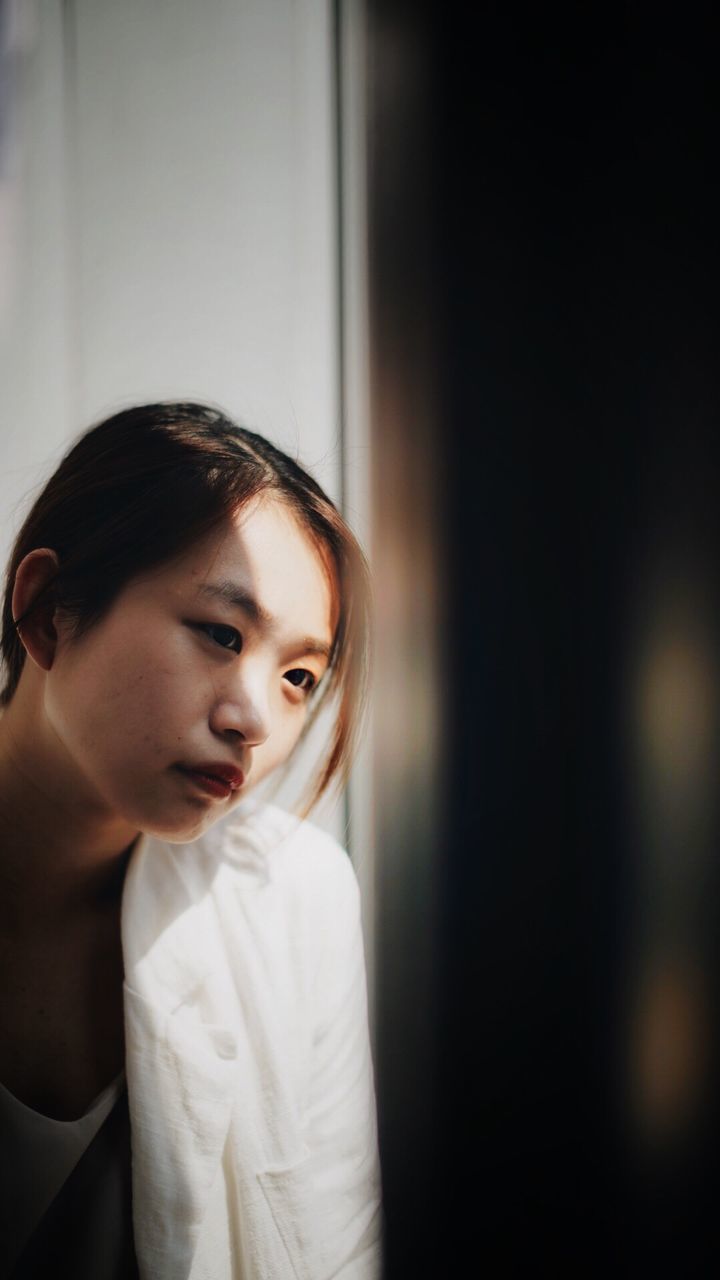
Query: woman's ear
12 548 62 673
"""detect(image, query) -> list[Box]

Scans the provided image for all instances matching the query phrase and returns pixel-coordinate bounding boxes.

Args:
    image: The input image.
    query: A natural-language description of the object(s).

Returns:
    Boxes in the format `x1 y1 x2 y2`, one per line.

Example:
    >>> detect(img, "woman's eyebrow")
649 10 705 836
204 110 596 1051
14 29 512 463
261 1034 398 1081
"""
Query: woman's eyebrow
198 579 332 660
199 579 274 627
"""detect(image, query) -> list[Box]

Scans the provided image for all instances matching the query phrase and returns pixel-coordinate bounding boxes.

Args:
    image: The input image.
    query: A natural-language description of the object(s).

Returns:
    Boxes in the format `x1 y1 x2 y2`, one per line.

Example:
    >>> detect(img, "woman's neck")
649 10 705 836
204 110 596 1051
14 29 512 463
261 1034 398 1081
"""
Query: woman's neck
0 682 140 933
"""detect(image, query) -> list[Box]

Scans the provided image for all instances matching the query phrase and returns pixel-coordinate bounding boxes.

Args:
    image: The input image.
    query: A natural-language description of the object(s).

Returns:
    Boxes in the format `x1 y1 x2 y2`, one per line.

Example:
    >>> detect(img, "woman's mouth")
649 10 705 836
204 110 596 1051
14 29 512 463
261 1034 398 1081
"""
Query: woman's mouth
175 762 245 800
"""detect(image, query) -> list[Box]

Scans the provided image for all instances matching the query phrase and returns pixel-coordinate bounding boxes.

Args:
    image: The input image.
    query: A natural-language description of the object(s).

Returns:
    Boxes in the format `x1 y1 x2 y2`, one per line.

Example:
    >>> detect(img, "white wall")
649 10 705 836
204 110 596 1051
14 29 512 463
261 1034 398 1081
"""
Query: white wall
69 0 339 488
0 0 345 835
0 1 71 554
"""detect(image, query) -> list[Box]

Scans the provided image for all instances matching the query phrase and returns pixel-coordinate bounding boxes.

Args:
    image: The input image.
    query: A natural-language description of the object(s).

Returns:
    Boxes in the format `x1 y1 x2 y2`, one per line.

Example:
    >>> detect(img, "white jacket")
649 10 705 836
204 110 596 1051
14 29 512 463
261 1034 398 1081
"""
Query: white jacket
121 800 381 1280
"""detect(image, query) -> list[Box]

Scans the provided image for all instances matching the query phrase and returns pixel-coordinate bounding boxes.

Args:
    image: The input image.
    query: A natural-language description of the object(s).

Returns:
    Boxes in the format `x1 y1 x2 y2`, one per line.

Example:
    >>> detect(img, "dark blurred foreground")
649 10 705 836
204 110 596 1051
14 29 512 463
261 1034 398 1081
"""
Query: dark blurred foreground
366 5 720 1273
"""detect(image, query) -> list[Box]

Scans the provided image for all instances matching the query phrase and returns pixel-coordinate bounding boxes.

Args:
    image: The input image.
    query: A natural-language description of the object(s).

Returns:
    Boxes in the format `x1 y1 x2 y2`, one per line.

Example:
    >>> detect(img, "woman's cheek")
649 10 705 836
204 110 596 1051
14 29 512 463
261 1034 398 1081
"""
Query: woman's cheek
268 712 307 773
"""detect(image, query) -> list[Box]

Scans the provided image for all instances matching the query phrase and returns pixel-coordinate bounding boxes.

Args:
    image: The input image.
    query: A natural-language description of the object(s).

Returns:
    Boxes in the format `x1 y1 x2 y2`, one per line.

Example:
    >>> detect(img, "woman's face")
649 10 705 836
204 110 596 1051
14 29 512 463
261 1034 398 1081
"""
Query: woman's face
42 494 335 841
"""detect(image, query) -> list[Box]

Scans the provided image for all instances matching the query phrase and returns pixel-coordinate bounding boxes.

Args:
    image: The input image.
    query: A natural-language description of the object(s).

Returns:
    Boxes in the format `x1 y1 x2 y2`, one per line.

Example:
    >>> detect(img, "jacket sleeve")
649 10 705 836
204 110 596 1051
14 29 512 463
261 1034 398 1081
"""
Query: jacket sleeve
302 845 382 1280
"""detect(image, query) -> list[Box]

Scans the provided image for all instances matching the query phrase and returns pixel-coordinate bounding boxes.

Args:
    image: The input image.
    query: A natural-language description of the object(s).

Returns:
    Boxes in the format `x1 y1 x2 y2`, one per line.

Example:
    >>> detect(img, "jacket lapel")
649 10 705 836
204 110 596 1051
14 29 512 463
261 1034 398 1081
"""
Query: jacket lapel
121 833 242 1280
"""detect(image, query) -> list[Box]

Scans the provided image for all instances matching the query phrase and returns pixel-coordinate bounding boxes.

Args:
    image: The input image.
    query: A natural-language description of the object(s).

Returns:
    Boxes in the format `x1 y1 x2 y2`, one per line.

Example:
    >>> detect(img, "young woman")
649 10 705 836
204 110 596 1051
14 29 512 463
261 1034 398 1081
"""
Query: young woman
0 403 380 1279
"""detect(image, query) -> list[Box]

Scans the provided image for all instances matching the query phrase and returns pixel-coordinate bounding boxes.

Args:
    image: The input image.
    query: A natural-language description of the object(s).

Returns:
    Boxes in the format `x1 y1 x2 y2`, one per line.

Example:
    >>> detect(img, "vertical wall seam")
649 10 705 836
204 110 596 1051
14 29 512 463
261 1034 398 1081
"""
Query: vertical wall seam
60 0 80 430
331 0 352 852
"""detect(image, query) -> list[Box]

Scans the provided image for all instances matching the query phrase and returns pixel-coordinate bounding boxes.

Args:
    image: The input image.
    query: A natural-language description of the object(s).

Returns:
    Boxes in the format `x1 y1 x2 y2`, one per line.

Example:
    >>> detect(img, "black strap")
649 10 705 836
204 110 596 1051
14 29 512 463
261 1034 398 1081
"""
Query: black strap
10 1086 140 1280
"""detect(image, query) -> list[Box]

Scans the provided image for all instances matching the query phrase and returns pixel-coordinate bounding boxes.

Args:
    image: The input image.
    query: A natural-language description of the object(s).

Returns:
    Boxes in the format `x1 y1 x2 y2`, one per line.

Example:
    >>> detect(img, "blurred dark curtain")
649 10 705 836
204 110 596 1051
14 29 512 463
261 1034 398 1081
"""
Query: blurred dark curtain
367 4 720 1274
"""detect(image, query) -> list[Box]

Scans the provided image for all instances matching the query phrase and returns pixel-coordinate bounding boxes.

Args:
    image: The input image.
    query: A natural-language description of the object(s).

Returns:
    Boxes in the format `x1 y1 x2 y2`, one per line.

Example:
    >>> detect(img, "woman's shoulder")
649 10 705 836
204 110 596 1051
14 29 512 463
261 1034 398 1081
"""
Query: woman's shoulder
203 803 364 983
134 801 359 927
211 799 360 914
127 804 363 993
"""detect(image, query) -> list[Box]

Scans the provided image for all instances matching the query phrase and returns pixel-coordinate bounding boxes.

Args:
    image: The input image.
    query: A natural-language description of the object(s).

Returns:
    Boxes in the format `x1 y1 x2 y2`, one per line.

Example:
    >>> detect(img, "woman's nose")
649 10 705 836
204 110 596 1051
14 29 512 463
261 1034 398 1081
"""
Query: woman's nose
209 681 271 746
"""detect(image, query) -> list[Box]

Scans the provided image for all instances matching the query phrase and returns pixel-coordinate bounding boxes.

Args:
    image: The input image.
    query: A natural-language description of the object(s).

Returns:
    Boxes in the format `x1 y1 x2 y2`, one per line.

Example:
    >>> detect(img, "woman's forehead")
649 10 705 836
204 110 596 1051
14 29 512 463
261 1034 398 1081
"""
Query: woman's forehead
156 496 337 639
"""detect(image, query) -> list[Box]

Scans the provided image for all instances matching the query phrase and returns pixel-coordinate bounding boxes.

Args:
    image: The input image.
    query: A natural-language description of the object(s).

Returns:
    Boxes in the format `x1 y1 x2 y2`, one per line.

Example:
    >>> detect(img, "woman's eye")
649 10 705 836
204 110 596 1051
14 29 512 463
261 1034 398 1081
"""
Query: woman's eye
284 668 317 695
201 623 242 653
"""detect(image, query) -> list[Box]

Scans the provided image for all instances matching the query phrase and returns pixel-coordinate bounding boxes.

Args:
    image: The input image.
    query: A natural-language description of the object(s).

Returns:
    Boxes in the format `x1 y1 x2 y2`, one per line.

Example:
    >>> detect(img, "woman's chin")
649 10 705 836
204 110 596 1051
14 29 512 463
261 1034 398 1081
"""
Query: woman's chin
114 769 240 844
144 791 249 843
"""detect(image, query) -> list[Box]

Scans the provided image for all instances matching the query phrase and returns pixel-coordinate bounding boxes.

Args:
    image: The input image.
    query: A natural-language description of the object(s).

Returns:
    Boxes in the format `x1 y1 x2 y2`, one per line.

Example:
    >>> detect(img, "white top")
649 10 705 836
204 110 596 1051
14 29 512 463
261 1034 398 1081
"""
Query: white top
0 1069 125 1275
121 800 381 1279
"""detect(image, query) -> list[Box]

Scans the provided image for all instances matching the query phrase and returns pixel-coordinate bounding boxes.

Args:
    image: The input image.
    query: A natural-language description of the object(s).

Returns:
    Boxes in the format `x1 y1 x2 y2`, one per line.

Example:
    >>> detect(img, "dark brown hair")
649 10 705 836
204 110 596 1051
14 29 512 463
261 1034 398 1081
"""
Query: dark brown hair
0 402 370 814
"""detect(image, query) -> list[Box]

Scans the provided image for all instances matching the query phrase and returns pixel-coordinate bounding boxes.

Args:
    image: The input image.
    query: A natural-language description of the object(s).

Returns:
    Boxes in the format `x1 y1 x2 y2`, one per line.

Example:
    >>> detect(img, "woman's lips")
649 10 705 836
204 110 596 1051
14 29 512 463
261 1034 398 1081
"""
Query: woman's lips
176 763 245 800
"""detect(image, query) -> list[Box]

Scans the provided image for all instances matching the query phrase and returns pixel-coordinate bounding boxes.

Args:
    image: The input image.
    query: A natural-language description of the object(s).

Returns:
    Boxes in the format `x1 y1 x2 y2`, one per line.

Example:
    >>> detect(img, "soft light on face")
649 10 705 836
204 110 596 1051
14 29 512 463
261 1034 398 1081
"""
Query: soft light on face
42 494 336 841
